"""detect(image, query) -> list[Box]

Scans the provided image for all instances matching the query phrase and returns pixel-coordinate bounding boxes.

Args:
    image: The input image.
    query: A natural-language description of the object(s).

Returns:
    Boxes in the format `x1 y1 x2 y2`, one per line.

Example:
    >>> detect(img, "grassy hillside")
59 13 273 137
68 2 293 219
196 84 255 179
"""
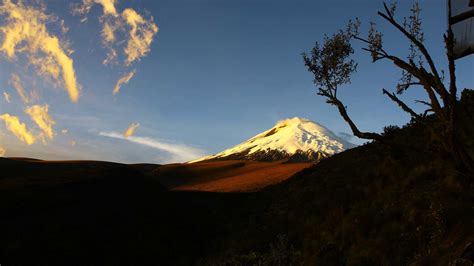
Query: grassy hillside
1 91 473 265
156 160 310 192
0 158 262 265
198 90 474 265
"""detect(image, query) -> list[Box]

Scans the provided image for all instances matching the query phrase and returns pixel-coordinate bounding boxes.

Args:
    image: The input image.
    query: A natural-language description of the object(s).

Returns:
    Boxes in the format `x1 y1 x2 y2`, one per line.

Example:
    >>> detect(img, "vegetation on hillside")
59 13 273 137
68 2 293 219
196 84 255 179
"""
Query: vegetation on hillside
199 89 474 265
1 93 472 265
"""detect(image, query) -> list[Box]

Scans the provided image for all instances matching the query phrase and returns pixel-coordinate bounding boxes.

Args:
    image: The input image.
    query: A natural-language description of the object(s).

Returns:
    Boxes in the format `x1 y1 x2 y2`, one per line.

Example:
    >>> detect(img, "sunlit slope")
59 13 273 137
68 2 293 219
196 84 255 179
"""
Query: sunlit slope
154 160 311 192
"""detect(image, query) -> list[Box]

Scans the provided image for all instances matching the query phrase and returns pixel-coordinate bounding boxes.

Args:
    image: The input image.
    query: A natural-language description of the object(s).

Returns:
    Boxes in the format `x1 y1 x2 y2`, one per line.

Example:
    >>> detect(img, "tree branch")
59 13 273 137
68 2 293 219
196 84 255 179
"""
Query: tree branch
445 29 457 117
382 89 423 120
355 35 438 94
331 98 383 141
414 99 432 107
378 2 450 106
421 84 445 119
422 109 434 117
384 54 445 118
400 82 422 87
355 37 446 120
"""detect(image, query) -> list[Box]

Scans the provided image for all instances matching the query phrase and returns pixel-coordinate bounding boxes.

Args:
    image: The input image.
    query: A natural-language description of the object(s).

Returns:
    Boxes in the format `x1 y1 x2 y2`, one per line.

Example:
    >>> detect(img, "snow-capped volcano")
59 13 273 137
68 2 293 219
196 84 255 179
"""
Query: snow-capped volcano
190 117 356 163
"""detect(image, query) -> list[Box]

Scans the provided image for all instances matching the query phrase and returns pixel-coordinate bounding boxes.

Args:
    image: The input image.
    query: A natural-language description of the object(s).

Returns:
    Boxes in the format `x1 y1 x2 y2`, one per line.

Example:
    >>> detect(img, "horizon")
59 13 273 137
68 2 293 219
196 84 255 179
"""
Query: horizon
1 0 473 163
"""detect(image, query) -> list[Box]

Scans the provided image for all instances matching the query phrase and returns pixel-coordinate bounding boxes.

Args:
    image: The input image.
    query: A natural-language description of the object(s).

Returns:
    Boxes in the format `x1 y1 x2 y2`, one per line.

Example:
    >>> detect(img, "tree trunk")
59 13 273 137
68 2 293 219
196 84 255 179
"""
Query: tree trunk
332 98 382 141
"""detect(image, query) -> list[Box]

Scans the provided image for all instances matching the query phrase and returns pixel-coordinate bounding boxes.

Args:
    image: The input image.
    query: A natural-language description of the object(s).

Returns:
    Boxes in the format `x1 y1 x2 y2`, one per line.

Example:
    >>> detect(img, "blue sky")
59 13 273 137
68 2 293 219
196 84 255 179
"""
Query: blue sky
0 0 473 163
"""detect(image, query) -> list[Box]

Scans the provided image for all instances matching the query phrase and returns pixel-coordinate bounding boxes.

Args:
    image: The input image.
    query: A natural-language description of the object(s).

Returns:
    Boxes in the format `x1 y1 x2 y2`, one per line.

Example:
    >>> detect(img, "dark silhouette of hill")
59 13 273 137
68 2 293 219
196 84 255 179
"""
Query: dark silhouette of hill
0 158 262 265
197 89 474 265
1 90 473 265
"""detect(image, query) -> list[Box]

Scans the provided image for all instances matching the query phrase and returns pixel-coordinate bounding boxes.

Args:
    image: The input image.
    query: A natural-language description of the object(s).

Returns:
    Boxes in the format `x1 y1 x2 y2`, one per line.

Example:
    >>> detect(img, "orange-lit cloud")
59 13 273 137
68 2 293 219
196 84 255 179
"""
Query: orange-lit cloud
73 0 120 65
73 0 158 65
102 21 116 43
0 146 5 156
124 122 139 138
0 113 36 145
112 69 136 95
3 91 11 103
0 0 80 102
25 104 55 140
73 0 118 17
96 0 118 16
122 8 158 65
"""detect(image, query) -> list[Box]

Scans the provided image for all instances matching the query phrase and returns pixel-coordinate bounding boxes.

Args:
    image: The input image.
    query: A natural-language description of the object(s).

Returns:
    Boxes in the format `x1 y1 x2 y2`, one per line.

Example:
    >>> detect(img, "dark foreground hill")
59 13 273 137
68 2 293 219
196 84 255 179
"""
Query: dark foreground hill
0 158 263 265
1 91 473 265
196 90 474 265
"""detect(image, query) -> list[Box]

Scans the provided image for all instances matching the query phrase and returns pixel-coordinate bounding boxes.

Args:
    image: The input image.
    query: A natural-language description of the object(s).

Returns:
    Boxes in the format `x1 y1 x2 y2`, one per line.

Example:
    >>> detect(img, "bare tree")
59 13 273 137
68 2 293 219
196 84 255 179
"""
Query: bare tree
302 2 473 176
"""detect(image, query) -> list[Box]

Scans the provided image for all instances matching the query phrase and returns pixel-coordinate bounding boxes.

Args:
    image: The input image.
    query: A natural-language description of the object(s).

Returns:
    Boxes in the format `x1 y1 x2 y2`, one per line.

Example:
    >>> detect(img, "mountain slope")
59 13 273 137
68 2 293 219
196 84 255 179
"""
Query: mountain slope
191 117 355 163
154 160 311 192
1 91 473 265
197 90 474 265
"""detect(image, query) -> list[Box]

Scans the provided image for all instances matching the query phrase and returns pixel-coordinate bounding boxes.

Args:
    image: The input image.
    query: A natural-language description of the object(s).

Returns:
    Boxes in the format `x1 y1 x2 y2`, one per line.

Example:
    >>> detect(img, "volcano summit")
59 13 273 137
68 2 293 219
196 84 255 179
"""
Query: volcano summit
191 117 355 163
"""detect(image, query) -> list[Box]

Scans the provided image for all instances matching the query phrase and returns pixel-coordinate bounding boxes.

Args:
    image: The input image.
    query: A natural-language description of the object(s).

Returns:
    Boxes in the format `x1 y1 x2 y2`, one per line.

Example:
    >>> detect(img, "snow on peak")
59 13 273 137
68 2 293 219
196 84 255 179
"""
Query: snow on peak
275 117 310 127
190 117 355 163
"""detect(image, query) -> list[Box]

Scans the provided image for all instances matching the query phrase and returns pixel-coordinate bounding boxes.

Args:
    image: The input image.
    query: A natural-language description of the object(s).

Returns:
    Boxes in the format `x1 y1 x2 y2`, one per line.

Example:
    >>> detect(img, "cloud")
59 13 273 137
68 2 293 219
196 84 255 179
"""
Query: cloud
102 21 116 43
96 0 118 16
0 113 36 145
122 8 158 65
112 69 136 95
123 122 139 138
73 0 118 16
3 91 11 103
102 47 117 65
25 104 56 140
338 132 354 141
0 0 80 102
100 20 120 65
0 146 5 156
9 74 29 103
61 129 68 134
99 131 205 163
73 0 158 66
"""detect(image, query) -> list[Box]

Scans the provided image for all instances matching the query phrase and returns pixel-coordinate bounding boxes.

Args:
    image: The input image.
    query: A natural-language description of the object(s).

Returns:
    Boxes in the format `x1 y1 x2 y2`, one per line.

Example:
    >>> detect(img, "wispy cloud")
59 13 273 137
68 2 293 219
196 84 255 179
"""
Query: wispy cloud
25 104 56 141
338 132 354 141
72 0 118 17
72 0 158 66
96 0 118 16
3 91 11 103
122 8 158 65
10 74 29 103
113 69 136 95
0 113 36 145
99 131 205 163
1 104 55 146
0 0 80 102
123 122 139 138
